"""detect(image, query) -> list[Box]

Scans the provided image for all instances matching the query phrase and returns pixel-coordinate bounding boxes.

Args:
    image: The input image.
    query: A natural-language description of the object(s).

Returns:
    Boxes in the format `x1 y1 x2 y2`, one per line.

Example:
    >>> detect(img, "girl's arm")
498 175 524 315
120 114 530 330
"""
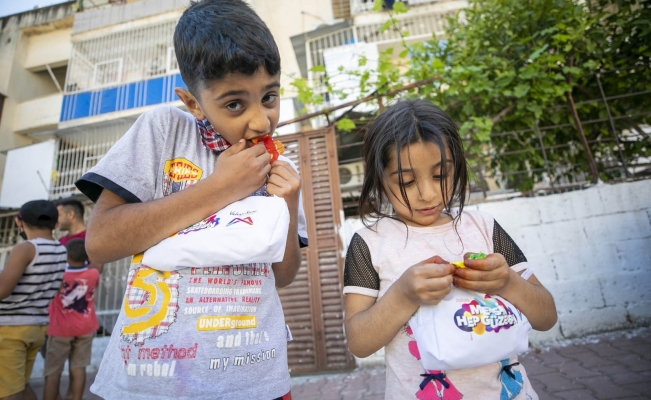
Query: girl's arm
454 254 558 331
345 259 455 358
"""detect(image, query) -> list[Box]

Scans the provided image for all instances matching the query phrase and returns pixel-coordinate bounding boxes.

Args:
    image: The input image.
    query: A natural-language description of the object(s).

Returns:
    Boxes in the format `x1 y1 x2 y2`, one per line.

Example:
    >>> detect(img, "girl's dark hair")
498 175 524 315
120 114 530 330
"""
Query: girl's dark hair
174 0 281 98
358 99 468 227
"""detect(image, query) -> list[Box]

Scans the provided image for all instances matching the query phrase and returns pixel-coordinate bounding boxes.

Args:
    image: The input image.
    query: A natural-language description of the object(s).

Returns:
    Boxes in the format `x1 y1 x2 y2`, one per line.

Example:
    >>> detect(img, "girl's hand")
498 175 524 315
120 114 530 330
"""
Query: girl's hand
453 253 513 295
266 160 301 211
396 255 455 307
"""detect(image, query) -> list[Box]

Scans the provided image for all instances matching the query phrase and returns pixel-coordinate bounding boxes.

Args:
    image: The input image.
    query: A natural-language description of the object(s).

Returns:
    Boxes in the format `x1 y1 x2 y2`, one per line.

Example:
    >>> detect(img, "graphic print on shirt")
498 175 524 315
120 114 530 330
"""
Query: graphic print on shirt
404 326 463 400
453 295 521 335
162 158 203 196
186 265 278 372
60 278 95 315
121 264 180 346
118 262 281 378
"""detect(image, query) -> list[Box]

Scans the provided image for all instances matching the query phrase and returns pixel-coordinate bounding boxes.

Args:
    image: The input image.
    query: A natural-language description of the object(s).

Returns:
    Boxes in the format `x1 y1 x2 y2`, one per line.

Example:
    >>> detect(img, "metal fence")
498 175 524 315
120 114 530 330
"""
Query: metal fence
65 18 178 94
350 0 440 14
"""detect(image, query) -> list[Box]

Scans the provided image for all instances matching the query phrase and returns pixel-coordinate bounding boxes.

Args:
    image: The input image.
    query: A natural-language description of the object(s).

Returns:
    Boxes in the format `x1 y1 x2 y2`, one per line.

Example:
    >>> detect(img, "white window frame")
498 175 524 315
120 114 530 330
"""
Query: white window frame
92 58 124 88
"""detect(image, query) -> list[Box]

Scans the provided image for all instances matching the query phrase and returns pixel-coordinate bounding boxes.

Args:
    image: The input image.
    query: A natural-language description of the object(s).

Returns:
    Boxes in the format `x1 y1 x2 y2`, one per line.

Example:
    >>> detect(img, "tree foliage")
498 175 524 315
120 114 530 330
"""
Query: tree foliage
291 0 651 191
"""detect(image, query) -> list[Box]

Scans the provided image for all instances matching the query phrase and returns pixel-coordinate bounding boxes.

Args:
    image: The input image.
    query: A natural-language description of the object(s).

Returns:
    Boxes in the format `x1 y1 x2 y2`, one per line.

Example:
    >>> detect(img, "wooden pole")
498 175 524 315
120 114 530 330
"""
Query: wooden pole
566 90 599 184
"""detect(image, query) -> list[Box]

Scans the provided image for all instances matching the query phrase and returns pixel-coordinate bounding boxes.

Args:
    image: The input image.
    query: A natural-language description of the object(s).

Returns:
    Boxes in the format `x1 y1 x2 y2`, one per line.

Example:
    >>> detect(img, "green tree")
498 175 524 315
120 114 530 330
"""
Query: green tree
291 0 651 191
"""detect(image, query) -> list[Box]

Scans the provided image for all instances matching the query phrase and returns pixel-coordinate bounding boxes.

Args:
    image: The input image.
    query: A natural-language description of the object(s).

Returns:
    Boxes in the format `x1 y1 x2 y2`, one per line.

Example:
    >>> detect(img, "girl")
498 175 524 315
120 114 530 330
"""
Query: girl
343 100 557 399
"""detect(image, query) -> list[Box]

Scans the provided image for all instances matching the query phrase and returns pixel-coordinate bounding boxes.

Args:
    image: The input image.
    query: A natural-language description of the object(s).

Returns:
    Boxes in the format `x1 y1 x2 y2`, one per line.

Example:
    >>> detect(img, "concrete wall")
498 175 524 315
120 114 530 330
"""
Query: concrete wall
0 3 74 193
345 179 651 368
467 180 651 342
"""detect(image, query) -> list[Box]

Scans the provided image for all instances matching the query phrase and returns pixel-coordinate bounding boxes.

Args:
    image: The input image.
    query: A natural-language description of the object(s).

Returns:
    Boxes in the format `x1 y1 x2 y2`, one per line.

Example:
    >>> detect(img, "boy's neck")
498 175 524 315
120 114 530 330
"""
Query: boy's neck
25 229 55 241
68 262 86 269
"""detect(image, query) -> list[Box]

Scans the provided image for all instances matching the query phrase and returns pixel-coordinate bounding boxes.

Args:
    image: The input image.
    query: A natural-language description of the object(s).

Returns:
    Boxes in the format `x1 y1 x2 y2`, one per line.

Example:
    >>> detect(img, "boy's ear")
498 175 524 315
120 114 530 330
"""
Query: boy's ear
175 88 206 120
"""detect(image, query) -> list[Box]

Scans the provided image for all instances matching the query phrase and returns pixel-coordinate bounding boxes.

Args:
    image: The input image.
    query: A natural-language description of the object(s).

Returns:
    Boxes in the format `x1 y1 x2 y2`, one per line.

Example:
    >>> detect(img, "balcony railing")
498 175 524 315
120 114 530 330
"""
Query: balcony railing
65 19 178 95
50 118 136 199
351 0 440 14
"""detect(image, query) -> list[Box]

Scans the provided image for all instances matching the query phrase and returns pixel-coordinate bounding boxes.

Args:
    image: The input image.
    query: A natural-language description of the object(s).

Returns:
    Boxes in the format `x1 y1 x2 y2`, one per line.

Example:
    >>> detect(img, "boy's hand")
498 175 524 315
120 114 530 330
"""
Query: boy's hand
210 139 271 199
396 256 455 306
453 253 512 295
266 160 301 210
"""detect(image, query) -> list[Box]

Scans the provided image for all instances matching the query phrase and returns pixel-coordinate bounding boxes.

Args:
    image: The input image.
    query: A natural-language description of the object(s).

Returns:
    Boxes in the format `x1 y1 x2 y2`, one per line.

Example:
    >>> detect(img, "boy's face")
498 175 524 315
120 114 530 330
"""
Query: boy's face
176 67 281 146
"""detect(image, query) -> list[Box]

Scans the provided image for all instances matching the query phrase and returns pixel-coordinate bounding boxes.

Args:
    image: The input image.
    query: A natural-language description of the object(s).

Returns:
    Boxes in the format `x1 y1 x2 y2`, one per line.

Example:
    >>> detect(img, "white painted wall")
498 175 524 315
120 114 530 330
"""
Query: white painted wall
343 179 651 354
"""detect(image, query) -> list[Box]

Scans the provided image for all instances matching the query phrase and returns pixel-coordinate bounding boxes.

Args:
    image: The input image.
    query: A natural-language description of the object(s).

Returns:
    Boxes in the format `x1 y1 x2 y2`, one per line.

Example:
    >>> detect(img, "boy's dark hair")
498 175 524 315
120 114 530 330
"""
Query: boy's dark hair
358 99 468 227
56 198 85 220
174 0 281 98
18 200 58 230
65 238 88 264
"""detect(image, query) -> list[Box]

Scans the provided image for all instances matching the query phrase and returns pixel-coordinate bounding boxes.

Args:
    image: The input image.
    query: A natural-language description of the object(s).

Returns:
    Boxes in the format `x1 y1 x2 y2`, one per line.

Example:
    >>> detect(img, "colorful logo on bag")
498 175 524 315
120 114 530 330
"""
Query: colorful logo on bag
453 295 519 335
178 214 220 235
226 217 253 227
121 266 180 345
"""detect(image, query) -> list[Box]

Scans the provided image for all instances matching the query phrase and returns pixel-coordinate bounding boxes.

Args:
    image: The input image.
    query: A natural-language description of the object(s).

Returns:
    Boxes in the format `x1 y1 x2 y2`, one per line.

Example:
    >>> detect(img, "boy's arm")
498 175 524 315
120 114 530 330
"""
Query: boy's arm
0 242 36 299
267 160 302 288
86 141 271 264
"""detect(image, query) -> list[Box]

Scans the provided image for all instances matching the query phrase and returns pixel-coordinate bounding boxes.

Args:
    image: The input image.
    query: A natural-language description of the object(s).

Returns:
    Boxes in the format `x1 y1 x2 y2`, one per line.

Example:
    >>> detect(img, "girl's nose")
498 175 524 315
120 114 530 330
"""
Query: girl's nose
417 181 437 202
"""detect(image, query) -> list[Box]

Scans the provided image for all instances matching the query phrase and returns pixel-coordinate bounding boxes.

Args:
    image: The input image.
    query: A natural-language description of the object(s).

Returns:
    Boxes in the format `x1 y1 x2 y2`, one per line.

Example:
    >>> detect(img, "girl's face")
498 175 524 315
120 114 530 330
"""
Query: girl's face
383 141 453 228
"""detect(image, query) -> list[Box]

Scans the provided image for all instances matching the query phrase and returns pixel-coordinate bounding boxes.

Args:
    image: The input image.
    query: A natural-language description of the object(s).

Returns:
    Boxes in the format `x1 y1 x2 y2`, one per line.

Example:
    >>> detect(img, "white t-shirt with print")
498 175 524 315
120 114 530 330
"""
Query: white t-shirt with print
343 210 539 400
77 105 308 400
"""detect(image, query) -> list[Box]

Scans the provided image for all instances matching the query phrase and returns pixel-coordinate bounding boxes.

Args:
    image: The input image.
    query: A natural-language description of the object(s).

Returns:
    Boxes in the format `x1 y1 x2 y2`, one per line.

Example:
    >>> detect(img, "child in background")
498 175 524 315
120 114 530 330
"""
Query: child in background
0 200 66 400
74 0 307 399
43 239 99 400
343 100 558 399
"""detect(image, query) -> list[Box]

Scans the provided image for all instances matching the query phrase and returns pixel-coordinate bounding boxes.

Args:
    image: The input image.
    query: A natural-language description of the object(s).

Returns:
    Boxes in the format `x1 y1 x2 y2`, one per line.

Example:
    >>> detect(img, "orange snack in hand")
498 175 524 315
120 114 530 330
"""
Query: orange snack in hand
252 135 284 162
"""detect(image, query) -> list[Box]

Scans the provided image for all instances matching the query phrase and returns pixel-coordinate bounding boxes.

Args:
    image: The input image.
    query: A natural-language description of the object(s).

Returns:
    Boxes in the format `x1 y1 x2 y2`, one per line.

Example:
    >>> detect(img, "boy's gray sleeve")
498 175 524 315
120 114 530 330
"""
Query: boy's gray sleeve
75 108 167 203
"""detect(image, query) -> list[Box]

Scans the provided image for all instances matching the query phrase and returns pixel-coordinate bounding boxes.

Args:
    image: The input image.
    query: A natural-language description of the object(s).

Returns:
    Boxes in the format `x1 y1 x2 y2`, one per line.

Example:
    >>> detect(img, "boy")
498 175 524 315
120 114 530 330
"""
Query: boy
0 200 67 400
43 239 99 400
74 1 307 399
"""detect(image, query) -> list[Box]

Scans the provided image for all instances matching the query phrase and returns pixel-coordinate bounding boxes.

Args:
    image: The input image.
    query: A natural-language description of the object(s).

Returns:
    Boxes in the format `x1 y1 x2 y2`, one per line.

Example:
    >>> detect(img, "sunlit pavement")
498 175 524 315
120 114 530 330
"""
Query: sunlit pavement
28 327 651 400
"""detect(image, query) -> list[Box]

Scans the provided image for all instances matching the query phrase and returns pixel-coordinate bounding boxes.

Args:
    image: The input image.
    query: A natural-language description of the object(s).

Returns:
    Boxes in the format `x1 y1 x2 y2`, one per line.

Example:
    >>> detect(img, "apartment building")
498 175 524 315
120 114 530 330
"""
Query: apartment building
0 0 464 374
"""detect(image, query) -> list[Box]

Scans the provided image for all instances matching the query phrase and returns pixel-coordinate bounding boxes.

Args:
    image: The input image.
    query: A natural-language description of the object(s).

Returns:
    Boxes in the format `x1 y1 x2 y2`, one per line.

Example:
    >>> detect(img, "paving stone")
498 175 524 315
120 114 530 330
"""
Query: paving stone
552 389 599 400
533 372 586 392
617 354 651 372
580 376 642 399
608 371 651 386
624 381 651 394
582 343 632 358
536 349 576 365
554 360 603 379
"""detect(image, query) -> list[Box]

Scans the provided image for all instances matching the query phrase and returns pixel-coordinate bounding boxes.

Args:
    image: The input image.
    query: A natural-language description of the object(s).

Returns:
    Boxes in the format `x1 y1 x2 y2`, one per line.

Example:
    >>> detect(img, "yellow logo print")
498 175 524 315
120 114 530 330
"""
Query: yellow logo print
164 158 203 182
121 266 180 344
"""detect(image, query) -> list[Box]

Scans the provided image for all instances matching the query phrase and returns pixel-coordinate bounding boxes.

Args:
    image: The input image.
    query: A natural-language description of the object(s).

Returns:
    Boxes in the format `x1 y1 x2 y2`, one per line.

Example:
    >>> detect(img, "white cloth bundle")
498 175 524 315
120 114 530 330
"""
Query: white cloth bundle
142 196 289 271
409 288 531 370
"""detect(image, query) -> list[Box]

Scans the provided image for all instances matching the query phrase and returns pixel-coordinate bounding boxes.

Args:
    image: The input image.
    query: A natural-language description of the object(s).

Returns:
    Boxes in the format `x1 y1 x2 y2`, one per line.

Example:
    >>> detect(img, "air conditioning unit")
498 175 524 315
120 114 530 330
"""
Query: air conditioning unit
339 161 364 191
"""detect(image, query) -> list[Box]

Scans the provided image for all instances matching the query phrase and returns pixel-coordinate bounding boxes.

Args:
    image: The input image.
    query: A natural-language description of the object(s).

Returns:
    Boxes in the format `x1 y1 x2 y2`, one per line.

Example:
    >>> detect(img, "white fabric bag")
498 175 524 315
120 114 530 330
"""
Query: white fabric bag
409 287 531 371
142 196 289 271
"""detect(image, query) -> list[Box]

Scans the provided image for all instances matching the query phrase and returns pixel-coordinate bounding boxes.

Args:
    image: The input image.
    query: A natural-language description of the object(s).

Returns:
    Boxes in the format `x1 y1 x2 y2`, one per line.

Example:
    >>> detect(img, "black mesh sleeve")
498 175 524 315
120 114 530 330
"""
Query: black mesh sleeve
344 233 380 290
493 220 527 267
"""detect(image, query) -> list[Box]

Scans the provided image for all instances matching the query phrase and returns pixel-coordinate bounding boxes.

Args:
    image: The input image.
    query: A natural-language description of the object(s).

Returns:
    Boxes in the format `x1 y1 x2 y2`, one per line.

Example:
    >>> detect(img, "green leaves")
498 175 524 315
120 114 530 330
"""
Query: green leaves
336 118 356 132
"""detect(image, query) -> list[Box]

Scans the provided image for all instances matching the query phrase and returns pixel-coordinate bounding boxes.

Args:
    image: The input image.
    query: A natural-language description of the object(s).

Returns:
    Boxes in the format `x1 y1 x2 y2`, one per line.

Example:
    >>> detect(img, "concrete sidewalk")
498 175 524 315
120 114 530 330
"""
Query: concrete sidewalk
29 327 651 400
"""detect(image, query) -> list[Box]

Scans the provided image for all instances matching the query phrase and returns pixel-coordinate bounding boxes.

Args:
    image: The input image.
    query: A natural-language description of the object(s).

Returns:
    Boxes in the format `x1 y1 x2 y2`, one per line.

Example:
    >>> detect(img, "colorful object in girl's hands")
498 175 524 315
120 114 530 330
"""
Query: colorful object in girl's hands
252 135 285 162
451 252 487 268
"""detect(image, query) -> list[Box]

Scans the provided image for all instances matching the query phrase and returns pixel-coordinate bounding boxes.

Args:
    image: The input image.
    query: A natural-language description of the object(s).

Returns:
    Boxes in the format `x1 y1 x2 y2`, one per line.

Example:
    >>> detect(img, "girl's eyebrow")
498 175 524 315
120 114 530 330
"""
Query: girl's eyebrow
390 160 452 175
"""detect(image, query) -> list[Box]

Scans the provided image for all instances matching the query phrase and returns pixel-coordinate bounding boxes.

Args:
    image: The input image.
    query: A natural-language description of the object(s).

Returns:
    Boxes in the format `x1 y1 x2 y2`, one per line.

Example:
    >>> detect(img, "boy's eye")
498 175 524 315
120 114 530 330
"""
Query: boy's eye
262 94 278 104
402 180 415 187
226 102 242 111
